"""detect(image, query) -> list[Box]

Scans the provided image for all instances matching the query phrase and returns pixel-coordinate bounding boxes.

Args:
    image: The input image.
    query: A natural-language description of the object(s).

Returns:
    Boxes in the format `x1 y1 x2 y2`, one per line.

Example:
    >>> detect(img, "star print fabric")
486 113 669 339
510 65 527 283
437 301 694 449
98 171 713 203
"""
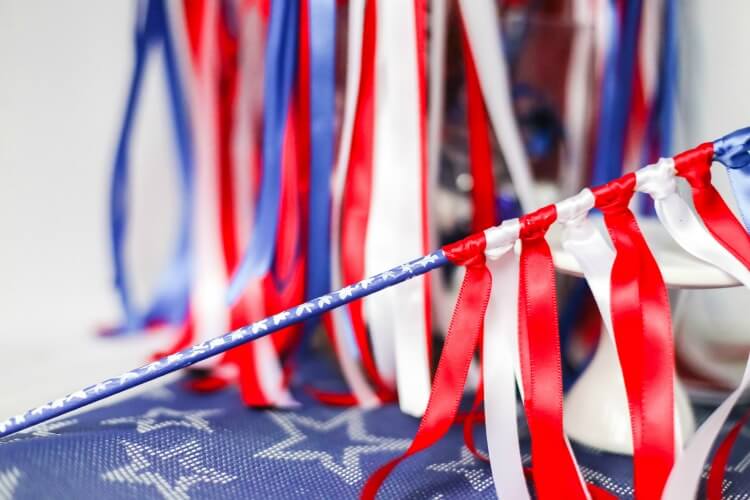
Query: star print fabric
0 359 747 499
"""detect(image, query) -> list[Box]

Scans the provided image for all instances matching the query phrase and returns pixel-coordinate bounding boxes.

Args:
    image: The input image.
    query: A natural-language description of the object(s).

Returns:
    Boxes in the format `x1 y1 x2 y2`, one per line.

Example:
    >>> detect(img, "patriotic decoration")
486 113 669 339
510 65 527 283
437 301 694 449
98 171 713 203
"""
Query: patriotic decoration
7 1 750 499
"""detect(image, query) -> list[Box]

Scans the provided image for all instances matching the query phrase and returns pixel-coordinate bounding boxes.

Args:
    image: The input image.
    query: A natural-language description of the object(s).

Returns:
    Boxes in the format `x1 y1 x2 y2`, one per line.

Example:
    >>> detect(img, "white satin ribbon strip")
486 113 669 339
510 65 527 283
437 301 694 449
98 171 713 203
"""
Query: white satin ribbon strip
636 158 750 288
482 220 530 500
328 0 380 407
662 355 750 500
365 0 431 416
190 2 230 361
457 0 538 212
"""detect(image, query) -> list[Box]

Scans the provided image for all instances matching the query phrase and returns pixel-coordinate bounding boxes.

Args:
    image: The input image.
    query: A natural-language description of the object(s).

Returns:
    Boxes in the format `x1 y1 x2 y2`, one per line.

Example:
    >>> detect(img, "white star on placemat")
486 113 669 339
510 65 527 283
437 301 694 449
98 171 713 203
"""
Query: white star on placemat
255 409 410 485
101 407 221 434
0 419 78 446
427 447 494 492
102 440 236 500
0 467 21 500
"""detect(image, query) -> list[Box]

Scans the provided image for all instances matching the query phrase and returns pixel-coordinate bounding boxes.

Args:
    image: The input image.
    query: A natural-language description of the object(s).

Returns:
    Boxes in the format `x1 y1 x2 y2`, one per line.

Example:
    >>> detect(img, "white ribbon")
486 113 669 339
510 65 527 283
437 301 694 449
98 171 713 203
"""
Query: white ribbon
328 0 380 408
662 355 750 500
189 1 229 363
364 0 432 416
636 158 750 288
482 219 530 500
457 0 538 212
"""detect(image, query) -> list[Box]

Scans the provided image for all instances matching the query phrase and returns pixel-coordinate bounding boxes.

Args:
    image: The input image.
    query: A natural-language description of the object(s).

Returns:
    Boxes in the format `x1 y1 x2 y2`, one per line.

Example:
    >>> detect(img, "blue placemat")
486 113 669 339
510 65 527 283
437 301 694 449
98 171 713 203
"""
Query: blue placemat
0 358 746 499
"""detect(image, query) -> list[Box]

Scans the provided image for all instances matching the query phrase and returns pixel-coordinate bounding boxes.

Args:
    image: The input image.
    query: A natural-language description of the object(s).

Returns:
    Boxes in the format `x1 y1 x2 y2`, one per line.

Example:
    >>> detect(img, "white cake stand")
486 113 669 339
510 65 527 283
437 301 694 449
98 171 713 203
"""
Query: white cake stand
548 216 741 455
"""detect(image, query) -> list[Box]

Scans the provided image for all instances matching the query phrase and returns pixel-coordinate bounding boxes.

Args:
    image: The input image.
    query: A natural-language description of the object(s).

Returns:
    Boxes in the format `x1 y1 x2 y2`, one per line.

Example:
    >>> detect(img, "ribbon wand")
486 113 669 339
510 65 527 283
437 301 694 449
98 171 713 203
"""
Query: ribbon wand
3 127 749 439
0 251 447 438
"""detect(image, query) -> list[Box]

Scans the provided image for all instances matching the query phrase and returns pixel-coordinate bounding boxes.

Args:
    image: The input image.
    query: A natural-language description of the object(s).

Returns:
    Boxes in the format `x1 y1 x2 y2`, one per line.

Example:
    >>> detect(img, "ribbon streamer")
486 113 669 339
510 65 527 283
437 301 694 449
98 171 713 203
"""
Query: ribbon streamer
108 0 193 334
591 173 675 499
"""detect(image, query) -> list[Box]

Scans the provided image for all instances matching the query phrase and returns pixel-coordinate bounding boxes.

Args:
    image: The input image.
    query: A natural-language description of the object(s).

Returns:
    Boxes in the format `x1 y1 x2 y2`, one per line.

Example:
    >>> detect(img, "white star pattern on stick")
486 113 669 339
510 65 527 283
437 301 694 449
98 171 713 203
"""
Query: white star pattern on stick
427 447 494 492
101 407 222 434
102 440 236 500
0 467 21 499
255 409 410 485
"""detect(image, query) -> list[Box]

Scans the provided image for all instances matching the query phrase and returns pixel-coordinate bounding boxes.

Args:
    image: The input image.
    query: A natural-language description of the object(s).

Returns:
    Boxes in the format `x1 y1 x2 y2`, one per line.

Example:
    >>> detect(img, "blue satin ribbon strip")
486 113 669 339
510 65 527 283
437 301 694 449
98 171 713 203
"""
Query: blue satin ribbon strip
227 0 300 304
108 0 193 334
305 0 336 327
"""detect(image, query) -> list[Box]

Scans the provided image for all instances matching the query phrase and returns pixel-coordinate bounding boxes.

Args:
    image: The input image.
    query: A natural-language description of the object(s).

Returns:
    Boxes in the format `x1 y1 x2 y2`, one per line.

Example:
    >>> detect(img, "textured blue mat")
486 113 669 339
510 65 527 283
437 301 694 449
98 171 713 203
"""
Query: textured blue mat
0 358 746 499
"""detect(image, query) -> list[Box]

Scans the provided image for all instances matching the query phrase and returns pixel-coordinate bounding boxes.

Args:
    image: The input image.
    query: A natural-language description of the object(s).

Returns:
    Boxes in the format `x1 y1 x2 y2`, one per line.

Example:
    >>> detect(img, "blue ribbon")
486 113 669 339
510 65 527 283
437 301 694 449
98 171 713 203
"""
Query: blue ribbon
714 128 750 231
305 0 336 323
227 0 299 304
109 0 193 334
591 0 643 186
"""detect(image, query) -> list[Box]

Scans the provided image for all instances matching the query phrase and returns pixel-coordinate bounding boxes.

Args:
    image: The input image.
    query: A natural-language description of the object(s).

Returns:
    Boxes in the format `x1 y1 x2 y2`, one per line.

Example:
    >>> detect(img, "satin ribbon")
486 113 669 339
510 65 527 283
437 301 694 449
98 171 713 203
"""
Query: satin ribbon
227 0 299 303
481 220 530 499
706 409 750 500
674 143 750 270
325 0 380 408
108 0 193 334
662 356 750 500
636 158 750 288
304 0 336 327
363 0 432 416
591 173 674 499
460 19 497 232
518 205 591 500
457 0 538 211
361 234 491 499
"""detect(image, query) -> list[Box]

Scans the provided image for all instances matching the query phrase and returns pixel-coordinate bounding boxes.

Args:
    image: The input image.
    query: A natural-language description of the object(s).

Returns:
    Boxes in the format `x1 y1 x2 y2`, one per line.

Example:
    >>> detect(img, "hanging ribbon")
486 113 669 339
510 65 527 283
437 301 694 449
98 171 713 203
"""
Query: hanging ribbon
662 356 750 500
226 0 299 303
481 220 531 499
363 0 432 416
460 19 497 232
675 143 750 269
591 173 674 499
304 0 336 326
517 205 591 500
326 0 381 408
457 0 538 212
361 234 491 499
107 0 193 335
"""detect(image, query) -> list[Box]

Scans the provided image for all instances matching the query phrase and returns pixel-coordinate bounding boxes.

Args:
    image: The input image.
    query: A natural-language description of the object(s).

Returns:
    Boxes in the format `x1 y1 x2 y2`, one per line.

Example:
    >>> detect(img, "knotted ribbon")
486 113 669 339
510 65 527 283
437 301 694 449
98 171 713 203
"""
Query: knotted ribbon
674 143 750 270
591 173 674 499
361 234 490 499
517 205 591 499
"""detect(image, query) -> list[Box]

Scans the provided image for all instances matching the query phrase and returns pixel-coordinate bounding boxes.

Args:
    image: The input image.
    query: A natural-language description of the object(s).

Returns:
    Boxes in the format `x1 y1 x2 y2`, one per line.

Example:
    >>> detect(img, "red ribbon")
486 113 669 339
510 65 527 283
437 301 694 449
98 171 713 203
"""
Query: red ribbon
460 19 497 233
674 142 750 270
361 234 491 499
338 0 394 401
592 173 674 499
518 205 590 500
707 410 750 500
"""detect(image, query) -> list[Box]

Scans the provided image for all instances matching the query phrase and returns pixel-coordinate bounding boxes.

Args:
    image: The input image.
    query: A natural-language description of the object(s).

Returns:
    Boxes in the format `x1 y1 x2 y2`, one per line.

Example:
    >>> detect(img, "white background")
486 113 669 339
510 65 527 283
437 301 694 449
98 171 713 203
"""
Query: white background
1 0 750 418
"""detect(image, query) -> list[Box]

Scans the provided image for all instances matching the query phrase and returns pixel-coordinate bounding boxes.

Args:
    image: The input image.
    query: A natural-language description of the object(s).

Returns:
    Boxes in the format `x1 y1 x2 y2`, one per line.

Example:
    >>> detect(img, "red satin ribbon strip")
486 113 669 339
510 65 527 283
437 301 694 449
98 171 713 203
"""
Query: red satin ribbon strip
518 205 589 500
361 234 491 499
592 173 674 499
674 142 750 270
413 0 433 367
460 20 497 233
707 410 750 500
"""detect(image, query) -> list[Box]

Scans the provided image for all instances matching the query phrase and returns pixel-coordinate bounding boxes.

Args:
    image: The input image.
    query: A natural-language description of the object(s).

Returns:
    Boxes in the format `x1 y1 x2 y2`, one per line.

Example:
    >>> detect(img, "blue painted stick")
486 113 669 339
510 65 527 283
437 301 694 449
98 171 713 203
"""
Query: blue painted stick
0 251 447 438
